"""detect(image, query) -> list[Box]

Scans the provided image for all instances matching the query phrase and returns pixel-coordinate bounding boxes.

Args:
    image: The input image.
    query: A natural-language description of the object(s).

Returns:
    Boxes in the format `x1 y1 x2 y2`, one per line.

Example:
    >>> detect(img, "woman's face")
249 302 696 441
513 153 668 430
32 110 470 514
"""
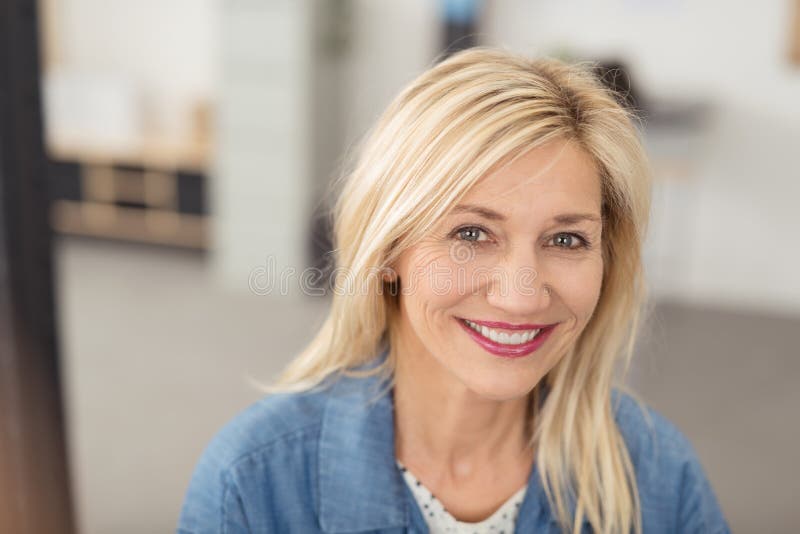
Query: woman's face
391 138 605 401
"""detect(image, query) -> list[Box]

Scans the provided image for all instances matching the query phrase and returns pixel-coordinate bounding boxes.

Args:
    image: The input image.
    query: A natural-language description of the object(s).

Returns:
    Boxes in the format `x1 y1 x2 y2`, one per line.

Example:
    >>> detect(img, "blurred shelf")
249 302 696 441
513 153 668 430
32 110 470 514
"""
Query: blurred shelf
51 201 207 249
48 158 209 250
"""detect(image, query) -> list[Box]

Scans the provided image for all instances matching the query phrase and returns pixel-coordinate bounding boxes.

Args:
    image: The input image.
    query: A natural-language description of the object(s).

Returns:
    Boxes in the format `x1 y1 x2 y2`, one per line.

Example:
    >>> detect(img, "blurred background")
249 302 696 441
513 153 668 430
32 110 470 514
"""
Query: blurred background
2 0 799 532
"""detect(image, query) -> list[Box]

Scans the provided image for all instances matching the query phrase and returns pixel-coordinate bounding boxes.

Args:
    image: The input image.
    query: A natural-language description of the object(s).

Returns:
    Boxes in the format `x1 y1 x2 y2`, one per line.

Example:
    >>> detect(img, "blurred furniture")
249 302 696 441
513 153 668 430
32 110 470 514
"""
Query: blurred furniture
47 146 209 250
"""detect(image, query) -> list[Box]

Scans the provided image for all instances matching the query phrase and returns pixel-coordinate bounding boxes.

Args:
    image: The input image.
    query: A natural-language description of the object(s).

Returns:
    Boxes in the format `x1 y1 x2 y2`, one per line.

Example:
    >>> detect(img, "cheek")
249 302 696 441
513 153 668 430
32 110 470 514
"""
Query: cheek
557 258 604 321
399 247 465 320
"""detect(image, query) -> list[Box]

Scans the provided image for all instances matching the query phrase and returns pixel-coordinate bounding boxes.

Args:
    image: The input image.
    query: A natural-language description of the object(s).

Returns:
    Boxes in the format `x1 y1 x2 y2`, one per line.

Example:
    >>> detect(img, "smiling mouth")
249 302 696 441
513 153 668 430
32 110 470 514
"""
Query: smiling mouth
456 317 557 358
461 319 544 344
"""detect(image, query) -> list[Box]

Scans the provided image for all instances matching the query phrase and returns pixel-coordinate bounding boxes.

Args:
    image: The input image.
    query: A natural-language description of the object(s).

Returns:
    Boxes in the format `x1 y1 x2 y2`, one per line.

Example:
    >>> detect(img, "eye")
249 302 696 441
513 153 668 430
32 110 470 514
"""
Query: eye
452 225 490 243
550 232 591 250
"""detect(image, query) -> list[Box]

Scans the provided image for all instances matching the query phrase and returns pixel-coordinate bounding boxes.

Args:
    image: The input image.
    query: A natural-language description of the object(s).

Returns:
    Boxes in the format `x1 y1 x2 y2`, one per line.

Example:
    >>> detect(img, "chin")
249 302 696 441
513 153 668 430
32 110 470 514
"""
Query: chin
462 371 542 402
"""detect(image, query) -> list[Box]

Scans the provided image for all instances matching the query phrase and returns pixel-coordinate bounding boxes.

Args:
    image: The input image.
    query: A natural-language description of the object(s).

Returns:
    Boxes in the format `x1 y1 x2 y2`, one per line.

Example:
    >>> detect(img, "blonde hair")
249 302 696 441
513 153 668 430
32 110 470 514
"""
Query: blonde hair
270 47 651 534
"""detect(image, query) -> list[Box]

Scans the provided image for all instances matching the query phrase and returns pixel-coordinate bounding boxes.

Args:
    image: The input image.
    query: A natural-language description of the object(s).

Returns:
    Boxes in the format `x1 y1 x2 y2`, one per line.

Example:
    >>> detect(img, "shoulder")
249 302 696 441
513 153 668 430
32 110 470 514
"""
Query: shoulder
611 389 731 534
177 386 331 533
199 387 328 469
611 388 692 468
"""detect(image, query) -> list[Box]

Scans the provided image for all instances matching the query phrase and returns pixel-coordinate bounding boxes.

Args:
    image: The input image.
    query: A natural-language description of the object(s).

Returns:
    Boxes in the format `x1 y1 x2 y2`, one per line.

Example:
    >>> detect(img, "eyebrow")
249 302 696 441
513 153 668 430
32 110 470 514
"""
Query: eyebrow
450 204 602 224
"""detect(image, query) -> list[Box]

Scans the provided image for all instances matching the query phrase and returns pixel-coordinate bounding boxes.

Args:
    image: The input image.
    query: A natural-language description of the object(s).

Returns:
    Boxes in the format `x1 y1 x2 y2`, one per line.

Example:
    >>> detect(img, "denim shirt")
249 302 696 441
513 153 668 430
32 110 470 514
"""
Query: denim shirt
177 357 730 533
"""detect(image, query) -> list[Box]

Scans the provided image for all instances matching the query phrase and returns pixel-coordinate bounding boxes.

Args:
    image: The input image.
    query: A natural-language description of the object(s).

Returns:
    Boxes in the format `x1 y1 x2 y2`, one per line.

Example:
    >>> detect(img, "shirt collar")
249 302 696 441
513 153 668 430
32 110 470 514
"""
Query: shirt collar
318 349 409 533
317 348 582 533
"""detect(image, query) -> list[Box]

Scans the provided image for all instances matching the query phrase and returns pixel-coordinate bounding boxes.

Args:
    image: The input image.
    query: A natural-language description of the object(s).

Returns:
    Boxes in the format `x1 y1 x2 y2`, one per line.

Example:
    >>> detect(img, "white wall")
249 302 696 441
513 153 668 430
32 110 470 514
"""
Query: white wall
484 0 800 120
47 0 218 104
338 0 440 143
211 0 313 293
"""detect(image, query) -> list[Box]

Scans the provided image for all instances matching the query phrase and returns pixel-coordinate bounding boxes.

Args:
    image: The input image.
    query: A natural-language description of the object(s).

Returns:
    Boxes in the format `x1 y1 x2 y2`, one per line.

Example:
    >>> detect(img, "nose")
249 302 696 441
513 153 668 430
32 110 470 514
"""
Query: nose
484 244 551 317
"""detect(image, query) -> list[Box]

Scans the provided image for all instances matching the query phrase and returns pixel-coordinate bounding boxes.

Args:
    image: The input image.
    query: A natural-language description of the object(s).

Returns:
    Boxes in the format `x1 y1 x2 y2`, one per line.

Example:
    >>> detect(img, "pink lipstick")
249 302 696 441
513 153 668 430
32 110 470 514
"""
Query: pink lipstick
456 317 557 358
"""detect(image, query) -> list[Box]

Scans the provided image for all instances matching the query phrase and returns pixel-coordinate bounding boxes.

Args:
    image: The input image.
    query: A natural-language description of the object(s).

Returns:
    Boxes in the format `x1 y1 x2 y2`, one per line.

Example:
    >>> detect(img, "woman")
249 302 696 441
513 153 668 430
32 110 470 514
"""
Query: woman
177 48 729 533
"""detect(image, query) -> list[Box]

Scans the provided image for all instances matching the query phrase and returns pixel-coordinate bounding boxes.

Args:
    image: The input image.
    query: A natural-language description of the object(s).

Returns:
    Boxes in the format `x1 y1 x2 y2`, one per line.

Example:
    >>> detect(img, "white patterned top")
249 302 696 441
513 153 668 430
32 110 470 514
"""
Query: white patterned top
396 460 526 534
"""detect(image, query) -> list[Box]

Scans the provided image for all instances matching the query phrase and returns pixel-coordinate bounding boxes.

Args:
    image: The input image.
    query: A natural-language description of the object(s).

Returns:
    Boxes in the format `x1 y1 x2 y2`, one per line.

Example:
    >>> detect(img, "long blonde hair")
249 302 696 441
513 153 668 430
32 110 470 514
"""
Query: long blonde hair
270 47 651 534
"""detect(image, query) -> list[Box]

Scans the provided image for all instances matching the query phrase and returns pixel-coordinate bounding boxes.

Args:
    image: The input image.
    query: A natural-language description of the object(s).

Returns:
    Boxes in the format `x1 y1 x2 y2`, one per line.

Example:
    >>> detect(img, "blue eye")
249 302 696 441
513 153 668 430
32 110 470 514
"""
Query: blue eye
454 226 489 243
552 232 590 249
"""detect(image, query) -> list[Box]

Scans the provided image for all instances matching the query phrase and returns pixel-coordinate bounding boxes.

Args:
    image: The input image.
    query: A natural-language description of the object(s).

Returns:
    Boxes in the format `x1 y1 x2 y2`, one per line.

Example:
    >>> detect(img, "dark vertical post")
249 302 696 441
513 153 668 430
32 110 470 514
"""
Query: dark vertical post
439 0 481 59
0 0 76 532
791 0 800 65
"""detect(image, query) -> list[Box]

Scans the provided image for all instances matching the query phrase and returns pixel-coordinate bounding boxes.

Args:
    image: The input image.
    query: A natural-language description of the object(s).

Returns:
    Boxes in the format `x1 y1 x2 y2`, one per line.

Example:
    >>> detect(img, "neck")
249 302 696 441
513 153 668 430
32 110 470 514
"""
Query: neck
392 343 534 486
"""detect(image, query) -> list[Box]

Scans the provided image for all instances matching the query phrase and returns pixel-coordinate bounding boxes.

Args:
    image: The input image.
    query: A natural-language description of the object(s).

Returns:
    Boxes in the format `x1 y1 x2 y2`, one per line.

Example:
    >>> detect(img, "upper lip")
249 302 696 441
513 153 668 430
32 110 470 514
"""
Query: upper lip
459 317 556 330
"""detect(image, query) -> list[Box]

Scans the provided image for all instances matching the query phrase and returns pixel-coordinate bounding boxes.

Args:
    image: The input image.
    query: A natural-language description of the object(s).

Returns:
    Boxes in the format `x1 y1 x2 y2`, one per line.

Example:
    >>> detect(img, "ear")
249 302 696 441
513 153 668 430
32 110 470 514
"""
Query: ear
381 267 398 284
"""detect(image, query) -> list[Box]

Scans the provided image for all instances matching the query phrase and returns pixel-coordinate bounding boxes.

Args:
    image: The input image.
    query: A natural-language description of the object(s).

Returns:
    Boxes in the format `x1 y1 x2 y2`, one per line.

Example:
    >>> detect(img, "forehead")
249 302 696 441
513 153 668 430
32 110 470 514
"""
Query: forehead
458 139 602 217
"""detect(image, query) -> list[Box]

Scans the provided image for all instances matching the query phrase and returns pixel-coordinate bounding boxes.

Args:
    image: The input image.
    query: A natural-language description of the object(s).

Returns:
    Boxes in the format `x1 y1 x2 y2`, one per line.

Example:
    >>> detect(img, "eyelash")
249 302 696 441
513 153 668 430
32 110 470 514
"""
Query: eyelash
449 225 592 250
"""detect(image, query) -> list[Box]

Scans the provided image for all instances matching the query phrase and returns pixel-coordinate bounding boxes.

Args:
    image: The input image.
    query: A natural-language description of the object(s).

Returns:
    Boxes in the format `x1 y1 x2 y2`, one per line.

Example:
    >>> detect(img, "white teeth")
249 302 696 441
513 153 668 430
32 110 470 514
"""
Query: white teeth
521 331 533 342
464 320 541 345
